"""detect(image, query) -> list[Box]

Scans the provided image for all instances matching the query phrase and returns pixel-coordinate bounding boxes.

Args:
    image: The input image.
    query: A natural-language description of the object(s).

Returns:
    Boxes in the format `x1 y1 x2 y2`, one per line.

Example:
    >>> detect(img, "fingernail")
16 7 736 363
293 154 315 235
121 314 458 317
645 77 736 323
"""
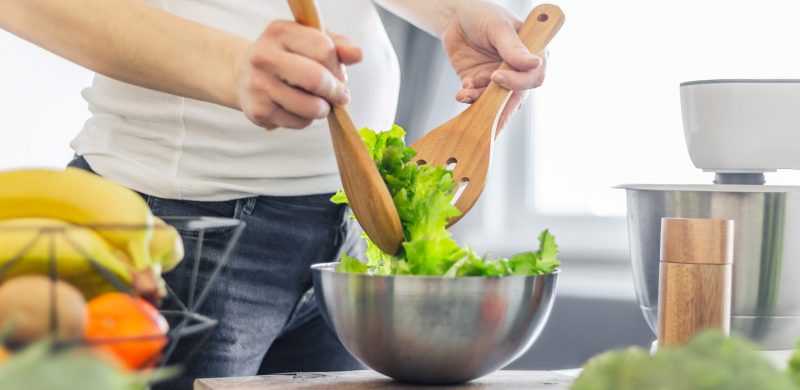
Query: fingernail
336 89 350 106
340 64 348 82
318 104 331 119
492 72 506 84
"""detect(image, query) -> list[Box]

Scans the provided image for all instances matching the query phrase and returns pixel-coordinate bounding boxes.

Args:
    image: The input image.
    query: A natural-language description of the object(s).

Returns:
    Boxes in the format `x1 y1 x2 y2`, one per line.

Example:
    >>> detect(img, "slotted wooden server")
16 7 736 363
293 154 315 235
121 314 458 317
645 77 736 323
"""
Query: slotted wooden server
658 217 734 347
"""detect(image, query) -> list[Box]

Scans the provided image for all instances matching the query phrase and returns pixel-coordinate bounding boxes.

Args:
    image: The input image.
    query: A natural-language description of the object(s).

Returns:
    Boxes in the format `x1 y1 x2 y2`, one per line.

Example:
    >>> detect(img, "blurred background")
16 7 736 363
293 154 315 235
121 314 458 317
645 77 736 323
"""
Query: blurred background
4 0 800 369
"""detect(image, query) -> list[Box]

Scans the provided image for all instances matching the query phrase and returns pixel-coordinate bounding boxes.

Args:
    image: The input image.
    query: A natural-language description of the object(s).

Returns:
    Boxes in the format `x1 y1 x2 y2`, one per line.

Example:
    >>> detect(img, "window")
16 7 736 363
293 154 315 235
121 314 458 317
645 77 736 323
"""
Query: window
532 0 800 218
0 30 93 169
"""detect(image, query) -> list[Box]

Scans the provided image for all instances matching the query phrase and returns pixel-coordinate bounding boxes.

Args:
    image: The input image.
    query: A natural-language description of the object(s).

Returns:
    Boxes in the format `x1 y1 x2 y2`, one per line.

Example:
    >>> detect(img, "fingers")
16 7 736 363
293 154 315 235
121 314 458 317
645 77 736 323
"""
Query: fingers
457 48 547 103
491 49 547 90
244 54 341 128
330 32 363 65
329 32 362 83
269 21 343 80
241 72 319 129
456 87 484 104
484 19 548 92
266 22 362 80
264 75 330 120
457 74 491 103
241 20 362 131
263 107 315 130
491 64 545 91
461 74 492 90
251 50 349 106
455 81 530 118
247 96 316 130
487 20 541 72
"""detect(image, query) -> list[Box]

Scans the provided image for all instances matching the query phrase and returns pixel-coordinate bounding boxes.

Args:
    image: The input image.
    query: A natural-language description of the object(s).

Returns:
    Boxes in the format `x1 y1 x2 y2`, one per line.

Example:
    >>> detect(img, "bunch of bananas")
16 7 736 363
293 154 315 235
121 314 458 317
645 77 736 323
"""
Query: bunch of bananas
0 168 184 303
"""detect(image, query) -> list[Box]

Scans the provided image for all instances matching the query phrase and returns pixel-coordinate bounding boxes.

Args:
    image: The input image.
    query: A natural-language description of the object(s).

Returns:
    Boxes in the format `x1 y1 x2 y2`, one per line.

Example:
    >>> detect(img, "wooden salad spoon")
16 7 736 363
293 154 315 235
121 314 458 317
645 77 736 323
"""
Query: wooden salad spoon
288 0 404 254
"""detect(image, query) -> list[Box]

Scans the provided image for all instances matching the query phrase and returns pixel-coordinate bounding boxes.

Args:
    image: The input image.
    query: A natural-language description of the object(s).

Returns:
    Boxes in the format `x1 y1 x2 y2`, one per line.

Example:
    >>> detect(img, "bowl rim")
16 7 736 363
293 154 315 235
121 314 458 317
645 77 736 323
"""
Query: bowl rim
680 78 800 87
310 262 560 279
615 183 800 192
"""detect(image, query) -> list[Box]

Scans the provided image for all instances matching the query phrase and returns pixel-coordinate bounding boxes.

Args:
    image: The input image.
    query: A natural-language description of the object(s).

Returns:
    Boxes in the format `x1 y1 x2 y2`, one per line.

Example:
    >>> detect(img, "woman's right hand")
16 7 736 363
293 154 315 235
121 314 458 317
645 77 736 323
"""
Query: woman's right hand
238 20 362 130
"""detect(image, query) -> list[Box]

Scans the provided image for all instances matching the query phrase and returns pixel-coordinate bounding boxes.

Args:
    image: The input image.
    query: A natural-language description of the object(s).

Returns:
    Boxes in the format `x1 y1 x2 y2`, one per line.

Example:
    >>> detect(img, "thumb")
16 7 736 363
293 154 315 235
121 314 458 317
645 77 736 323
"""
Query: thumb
488 21 540 71
329 32 363 65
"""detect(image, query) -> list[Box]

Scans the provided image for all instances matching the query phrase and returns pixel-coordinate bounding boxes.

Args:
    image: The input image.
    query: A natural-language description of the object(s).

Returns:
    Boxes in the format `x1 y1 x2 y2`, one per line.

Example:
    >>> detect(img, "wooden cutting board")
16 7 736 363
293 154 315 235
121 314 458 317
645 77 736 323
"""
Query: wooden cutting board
194 370 574 389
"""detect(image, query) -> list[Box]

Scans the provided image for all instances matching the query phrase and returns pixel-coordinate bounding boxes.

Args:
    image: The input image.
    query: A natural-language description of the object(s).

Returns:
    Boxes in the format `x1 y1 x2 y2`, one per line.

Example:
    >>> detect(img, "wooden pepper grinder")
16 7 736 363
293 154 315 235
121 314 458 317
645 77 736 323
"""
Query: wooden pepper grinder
658 217 734 347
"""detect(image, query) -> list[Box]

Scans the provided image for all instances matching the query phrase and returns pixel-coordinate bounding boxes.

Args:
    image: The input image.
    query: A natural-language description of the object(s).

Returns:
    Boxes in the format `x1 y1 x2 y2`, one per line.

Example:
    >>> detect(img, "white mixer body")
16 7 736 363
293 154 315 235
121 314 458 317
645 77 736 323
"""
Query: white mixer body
681 79 800 173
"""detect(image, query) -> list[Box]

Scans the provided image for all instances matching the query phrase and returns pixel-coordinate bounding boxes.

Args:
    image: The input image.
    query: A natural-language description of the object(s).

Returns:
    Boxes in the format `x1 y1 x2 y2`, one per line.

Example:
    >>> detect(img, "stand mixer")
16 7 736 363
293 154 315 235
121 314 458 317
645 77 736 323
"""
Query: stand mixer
620 79 800 362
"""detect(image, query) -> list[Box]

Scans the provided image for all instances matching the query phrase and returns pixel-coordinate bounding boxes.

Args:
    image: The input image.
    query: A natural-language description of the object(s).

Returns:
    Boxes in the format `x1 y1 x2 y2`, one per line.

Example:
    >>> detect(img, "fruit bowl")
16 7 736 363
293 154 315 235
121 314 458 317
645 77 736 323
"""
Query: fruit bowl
311 262 559 384
0 216 245 371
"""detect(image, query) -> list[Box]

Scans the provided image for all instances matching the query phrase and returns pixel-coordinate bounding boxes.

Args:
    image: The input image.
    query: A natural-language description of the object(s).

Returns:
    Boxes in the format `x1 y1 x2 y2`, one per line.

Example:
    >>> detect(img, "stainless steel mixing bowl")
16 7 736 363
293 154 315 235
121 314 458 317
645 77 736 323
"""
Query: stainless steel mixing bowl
622 184 800 350
311 263 559 384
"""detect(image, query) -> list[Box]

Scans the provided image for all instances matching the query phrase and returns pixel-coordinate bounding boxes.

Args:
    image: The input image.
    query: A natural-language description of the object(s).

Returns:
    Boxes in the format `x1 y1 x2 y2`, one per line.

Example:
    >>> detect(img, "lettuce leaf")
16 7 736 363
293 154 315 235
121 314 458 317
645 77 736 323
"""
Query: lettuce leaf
338 253 369 274
334 125 559 277
508 230 560 275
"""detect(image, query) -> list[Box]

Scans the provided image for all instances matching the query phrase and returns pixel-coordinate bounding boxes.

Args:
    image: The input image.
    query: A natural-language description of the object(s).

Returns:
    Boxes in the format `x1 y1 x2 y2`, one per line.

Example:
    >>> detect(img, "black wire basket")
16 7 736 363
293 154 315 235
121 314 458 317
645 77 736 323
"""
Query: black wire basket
0 216 245 376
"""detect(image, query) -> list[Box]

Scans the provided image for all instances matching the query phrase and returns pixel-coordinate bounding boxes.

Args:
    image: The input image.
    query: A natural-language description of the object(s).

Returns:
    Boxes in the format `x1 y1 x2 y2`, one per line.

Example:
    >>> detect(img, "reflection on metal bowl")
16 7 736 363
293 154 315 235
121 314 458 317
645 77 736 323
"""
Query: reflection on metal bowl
311 263 558 384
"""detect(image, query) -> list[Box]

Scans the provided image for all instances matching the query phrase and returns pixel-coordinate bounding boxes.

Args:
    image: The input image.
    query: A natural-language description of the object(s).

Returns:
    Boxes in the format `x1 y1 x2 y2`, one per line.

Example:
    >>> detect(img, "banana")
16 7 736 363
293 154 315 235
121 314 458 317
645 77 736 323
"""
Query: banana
0 168 153 269
150 216 184 273
0 218 134 299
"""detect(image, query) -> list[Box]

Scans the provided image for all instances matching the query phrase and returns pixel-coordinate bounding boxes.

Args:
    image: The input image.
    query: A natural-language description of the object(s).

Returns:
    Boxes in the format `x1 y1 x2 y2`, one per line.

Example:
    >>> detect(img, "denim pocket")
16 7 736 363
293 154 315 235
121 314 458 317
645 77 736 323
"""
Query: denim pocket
261 194 338 212
149 197 240 239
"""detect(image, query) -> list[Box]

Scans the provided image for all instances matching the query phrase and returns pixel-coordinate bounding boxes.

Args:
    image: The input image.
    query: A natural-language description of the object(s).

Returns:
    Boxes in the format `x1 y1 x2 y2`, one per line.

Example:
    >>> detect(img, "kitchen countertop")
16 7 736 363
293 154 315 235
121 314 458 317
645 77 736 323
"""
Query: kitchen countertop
194 370 578 389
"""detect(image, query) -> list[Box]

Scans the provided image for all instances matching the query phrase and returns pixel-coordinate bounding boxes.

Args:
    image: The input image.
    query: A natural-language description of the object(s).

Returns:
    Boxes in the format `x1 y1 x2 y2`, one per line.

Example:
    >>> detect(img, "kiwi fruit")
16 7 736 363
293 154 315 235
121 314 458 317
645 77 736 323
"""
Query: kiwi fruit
0 275 87 347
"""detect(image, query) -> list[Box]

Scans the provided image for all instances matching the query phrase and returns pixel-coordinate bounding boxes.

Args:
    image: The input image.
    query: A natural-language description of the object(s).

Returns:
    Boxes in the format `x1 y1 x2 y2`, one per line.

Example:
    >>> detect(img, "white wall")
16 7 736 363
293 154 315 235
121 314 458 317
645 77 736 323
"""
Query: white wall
532 0 800 217
0 30 93 169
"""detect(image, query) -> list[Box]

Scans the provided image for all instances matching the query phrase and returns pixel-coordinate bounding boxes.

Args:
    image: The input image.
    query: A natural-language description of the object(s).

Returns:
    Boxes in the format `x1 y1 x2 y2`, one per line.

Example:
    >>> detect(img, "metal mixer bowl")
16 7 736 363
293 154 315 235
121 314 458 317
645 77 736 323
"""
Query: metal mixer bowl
310 263 558 384
621 184 800 350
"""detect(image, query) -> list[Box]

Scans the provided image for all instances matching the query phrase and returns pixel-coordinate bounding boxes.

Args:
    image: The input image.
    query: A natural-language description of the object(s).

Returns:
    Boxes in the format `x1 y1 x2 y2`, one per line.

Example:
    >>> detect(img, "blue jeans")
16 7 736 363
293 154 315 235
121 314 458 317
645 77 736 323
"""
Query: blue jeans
68 156 363 389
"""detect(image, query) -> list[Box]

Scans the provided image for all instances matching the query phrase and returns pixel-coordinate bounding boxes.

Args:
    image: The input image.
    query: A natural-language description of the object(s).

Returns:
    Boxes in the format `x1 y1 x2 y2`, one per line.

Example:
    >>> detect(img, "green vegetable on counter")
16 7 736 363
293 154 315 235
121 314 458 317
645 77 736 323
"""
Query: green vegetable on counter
0 339 176 390
332 125 559 277
572 330 800 390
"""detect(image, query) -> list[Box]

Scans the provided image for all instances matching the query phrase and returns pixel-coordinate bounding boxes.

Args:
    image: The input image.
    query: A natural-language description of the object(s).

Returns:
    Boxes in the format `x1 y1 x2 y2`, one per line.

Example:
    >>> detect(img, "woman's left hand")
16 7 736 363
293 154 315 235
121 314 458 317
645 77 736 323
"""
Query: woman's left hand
441 1 547 130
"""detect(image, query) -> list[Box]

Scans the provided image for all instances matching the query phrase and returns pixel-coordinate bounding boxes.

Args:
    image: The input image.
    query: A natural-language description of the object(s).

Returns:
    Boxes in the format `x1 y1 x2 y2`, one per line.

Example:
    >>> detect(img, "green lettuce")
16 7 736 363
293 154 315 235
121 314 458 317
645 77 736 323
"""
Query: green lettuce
0 339 177 390
333 125 559 277
789 337 800 387
573 331 798 390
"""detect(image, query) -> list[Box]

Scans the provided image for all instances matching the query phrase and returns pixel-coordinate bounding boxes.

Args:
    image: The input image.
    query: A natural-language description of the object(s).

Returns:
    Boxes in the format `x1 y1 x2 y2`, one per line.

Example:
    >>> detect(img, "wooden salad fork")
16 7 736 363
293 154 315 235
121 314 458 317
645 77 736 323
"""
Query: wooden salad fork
412 4 564 226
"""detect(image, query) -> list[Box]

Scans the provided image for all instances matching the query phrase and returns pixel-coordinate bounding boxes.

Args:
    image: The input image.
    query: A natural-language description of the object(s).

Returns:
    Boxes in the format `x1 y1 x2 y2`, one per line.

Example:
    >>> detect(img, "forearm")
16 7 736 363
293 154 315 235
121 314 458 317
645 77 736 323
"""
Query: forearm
0 0 247 110
374 0 457 37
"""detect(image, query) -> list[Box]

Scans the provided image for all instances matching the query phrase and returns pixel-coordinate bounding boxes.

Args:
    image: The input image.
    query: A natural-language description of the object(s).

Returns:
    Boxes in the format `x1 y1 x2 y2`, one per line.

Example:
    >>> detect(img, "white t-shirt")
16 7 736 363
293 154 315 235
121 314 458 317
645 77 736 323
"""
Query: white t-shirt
71 0 400 201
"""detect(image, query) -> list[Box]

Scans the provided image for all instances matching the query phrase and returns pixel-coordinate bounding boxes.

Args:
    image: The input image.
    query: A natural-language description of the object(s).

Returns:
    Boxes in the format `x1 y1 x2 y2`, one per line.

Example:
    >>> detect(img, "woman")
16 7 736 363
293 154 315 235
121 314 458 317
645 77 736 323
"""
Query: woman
0 0 546 388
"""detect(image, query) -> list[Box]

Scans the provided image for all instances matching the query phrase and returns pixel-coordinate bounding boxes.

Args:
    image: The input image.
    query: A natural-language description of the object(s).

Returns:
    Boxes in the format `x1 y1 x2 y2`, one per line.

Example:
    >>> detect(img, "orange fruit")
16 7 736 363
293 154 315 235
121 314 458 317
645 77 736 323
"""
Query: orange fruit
0 346 10 364
85 292 169 370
